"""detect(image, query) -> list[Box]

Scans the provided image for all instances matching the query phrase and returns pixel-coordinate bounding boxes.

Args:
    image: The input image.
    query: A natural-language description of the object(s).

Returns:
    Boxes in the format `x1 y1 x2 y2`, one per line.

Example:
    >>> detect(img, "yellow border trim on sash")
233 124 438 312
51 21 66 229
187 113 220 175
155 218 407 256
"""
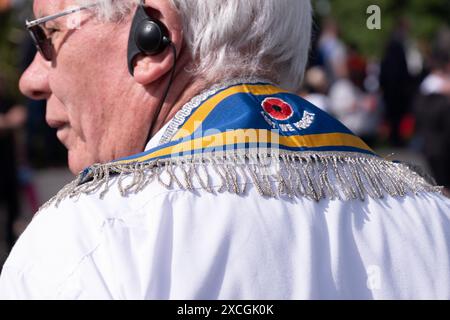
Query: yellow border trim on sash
171 84 289 141
117 130 373 164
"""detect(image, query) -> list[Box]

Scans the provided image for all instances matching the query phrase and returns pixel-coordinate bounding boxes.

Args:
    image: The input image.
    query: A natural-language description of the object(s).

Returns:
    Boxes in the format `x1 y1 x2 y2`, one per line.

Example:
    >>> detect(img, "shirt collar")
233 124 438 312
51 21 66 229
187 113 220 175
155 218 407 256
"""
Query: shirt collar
144 121 172 151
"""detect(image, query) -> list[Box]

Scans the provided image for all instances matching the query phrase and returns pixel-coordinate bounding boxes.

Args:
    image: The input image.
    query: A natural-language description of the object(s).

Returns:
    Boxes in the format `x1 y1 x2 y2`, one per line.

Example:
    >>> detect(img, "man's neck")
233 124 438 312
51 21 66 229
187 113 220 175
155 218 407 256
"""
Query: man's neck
149 74 207 138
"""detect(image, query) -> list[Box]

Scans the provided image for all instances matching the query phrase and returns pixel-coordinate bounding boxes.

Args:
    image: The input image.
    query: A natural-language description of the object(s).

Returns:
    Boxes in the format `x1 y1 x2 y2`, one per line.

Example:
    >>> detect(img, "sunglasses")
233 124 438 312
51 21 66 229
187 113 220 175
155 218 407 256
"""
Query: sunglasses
25 3 98 61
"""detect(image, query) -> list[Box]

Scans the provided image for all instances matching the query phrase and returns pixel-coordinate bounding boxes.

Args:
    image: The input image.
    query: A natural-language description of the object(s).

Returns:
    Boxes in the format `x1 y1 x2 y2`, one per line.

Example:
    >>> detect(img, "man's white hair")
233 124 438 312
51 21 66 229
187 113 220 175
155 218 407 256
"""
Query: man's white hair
79 0 312 91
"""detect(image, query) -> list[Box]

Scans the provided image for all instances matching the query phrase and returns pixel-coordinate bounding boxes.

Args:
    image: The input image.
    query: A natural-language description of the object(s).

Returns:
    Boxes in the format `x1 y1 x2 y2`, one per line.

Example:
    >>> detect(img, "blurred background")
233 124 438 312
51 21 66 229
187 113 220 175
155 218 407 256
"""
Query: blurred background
0 0 449 267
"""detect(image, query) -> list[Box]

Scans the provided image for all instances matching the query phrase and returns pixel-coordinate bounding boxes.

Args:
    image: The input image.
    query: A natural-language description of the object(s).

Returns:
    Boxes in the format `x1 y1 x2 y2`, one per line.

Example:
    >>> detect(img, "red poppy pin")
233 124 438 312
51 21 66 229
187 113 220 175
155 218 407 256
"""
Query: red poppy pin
261 97 294 121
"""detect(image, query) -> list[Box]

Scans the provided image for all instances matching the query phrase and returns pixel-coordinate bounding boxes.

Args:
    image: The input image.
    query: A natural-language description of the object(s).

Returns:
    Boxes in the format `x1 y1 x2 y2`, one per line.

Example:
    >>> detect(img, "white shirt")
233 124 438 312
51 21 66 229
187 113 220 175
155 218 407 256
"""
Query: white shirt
1 126 450 300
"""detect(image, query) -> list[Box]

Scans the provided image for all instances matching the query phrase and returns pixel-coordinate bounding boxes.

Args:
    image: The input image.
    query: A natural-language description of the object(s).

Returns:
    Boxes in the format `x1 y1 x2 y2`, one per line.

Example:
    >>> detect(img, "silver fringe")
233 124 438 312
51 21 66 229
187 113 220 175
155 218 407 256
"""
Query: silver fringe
39 151 442 211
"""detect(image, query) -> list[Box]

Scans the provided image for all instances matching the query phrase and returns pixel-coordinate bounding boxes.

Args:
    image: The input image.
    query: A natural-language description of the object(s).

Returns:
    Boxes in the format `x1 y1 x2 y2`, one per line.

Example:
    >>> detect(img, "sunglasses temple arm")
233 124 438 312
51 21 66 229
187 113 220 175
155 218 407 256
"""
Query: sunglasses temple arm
26 2 99 28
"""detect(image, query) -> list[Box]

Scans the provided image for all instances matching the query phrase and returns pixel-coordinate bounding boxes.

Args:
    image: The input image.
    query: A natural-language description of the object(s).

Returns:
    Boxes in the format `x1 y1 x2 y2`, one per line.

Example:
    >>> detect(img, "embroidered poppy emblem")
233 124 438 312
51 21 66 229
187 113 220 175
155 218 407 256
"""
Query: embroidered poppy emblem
261 98 294 121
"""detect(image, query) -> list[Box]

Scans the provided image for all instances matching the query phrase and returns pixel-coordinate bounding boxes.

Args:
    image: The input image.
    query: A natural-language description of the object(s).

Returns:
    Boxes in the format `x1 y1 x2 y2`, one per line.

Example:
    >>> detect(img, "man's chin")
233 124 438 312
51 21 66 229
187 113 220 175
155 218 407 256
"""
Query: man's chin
68 161 84 175
67 152 95 175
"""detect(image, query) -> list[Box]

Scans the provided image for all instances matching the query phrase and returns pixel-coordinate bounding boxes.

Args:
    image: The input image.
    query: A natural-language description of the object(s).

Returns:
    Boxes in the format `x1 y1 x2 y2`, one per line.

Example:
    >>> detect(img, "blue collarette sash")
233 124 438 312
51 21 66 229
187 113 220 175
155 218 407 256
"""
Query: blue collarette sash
108 82 374 167
41 81 434 208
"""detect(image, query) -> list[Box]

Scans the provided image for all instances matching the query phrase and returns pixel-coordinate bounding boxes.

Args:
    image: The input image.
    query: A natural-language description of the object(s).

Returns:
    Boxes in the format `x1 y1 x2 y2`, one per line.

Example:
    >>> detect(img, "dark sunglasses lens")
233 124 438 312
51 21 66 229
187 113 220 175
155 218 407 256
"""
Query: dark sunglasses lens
28 25 52 61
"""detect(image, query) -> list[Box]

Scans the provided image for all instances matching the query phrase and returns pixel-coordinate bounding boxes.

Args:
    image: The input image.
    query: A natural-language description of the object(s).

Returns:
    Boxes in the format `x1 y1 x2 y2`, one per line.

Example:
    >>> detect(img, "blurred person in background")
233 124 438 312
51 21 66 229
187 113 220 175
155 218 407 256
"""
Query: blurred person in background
415 26 450 195
0 74 27 251
379 18 416 147
299 66 330 113
318 18 347 83
328 45 380 146
0 0 39 252
420 27 450 96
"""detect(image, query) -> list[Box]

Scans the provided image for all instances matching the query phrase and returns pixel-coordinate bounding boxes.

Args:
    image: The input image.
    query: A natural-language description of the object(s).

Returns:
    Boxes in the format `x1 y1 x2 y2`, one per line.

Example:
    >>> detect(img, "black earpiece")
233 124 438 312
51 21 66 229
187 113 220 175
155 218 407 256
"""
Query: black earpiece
127 1 171 76
127 1 178 146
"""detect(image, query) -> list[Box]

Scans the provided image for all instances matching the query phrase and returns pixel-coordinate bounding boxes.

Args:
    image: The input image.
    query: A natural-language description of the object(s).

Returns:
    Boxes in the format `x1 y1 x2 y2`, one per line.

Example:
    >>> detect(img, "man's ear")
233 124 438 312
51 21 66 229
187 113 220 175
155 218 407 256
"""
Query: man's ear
132 0 183 85
133 53 173 85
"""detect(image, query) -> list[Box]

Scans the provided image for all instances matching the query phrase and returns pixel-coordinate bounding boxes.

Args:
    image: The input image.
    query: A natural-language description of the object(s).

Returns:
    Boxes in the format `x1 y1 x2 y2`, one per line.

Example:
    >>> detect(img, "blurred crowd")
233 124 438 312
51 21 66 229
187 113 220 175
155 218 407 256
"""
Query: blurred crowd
1 0 66 253
0 1 449 255
300 18 450 190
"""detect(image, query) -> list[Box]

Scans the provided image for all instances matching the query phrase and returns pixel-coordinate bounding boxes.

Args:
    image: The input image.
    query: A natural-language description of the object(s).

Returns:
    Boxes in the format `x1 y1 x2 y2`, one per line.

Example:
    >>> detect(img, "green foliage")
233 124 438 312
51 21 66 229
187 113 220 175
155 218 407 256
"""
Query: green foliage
0 11 22 99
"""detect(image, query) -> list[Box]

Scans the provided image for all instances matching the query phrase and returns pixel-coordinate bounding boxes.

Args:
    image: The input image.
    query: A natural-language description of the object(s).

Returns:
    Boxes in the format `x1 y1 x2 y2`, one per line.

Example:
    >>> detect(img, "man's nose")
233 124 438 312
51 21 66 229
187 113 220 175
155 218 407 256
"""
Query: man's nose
19 54 51 100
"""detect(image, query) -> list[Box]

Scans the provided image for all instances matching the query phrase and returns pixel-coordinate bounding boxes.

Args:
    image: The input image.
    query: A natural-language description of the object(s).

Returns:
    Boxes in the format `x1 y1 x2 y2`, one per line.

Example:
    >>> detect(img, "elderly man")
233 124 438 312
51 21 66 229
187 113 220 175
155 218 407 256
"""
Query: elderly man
0 0 449 300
